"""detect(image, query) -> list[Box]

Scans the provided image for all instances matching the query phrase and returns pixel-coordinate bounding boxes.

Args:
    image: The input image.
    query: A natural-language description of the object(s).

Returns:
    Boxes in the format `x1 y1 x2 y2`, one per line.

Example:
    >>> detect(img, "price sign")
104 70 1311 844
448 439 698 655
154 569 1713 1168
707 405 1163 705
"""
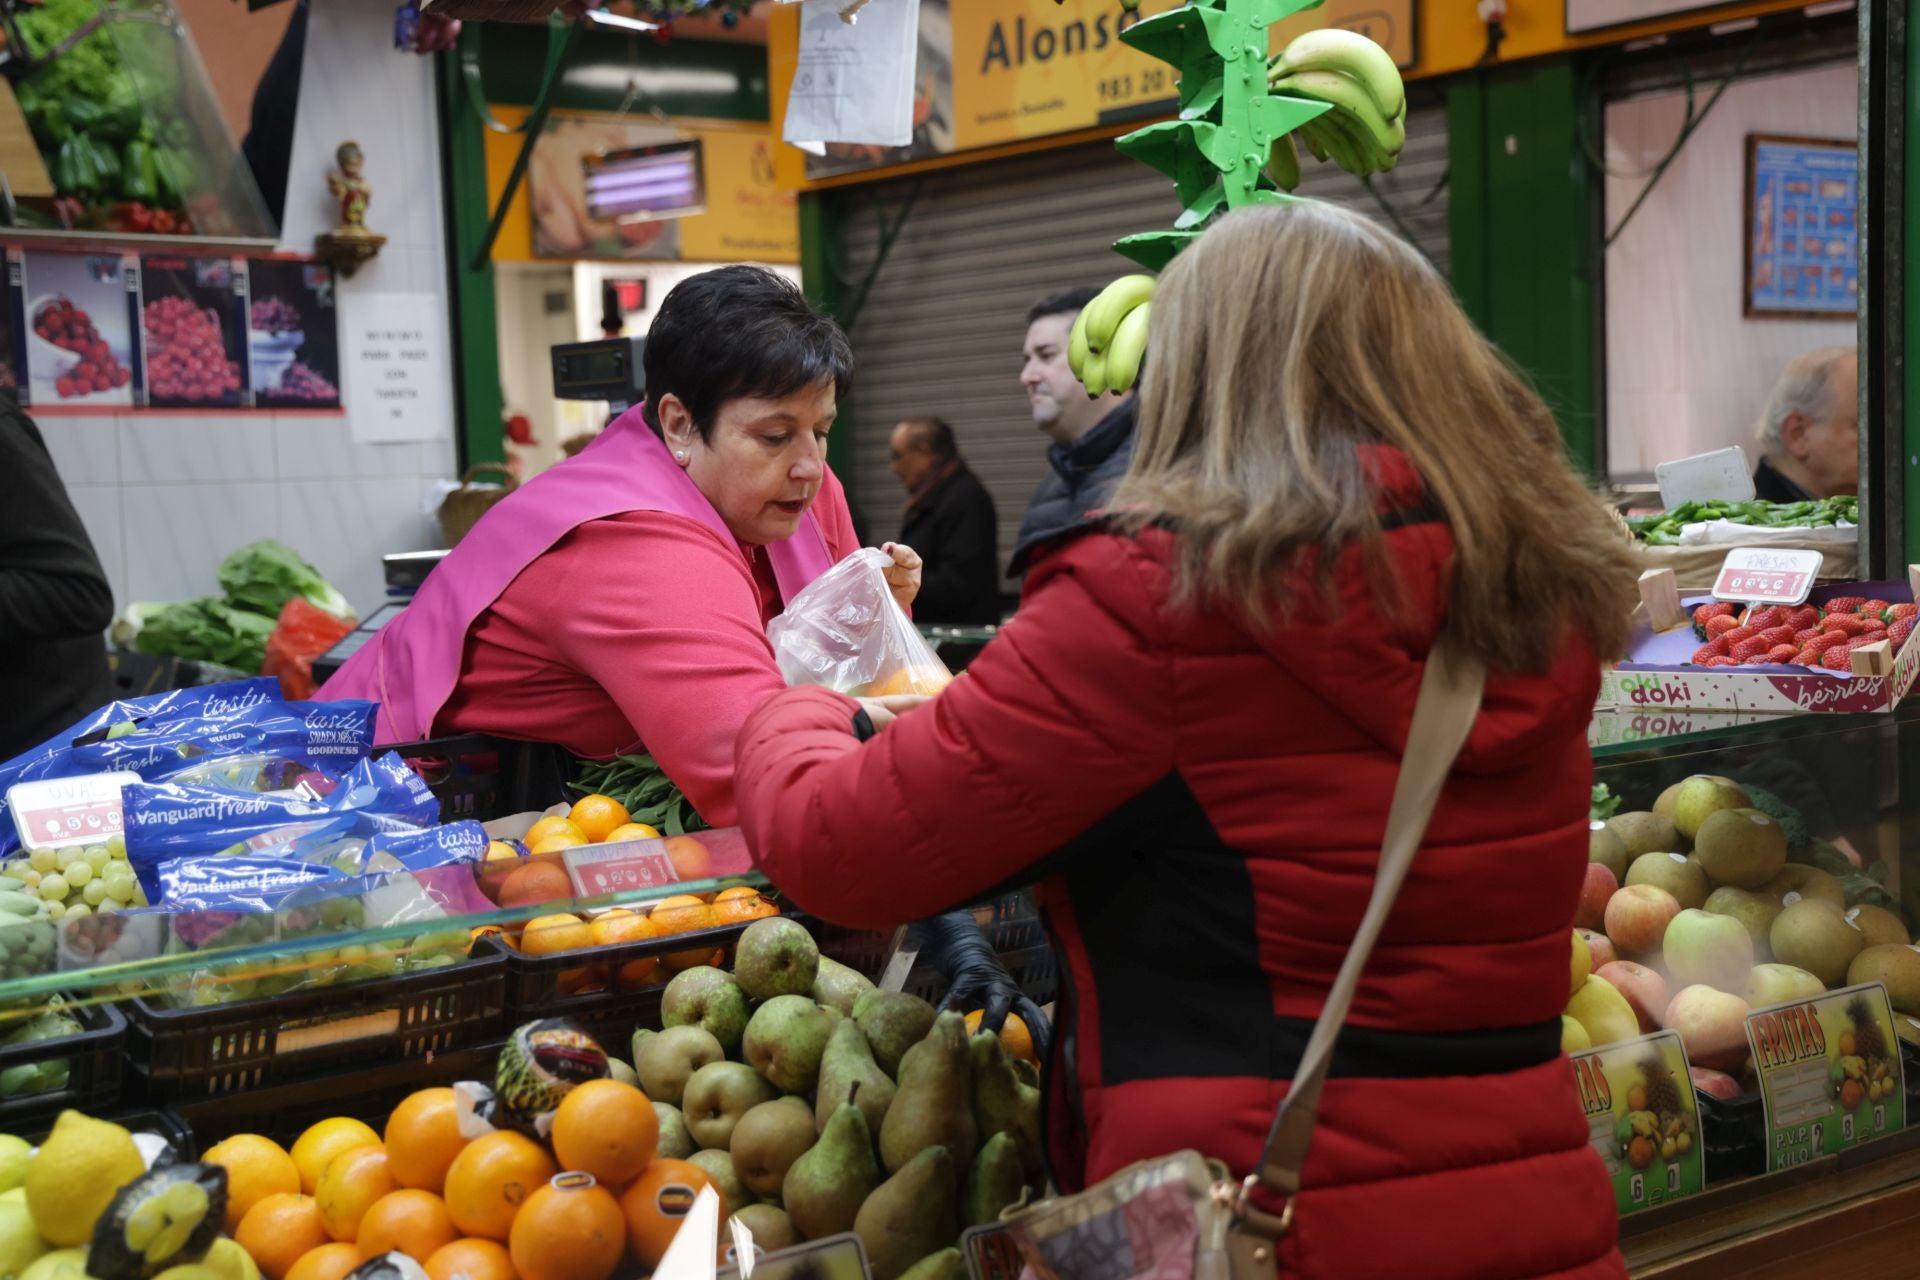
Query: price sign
1711 547 1824 606
1747 982 1906 1171
1570 1030 1705 1215
562 840 681 897
6 772 138 852
962 1222 1026 1280
717 1230 869 1279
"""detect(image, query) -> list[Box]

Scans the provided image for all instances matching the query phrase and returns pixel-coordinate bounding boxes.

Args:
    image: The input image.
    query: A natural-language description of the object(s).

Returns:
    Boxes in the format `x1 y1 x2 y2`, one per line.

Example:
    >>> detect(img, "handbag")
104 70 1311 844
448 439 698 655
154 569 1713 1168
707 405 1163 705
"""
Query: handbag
1001 641 1489 1280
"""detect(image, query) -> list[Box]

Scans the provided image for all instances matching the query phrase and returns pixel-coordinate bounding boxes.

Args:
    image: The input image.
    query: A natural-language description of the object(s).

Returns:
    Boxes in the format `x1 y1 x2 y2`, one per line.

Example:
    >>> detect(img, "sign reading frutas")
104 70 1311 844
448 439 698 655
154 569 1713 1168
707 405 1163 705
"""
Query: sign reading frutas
1571 1031 1705 1214
1746 982 1906 1171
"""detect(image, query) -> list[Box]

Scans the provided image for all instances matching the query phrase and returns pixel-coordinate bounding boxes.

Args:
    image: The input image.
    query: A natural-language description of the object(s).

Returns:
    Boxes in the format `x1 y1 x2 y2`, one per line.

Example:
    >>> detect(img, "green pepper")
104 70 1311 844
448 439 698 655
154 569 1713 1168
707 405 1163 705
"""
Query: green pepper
152 148 183 209
120 139 156 203
55 136 98 198
84 135 120 192
62 97 106 134
92 87 143 144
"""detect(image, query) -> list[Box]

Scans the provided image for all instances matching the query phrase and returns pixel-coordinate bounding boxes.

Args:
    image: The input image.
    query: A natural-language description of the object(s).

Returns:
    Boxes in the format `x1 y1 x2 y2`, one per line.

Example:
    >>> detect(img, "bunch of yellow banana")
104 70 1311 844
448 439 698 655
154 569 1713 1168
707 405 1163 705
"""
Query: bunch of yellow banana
1265 29 1407 187
1067 274 1154 396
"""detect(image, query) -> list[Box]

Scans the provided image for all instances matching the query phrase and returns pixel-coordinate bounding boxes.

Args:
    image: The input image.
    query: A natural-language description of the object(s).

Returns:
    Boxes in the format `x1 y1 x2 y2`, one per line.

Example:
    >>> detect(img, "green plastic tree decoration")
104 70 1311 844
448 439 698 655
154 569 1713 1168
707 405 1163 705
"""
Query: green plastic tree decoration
1065 0 1407 396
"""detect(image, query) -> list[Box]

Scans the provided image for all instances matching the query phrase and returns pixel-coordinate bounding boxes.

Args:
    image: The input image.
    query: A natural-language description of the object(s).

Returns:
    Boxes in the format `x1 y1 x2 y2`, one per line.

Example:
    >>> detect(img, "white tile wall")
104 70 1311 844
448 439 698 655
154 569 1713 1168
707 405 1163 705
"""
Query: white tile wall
39 0 458 628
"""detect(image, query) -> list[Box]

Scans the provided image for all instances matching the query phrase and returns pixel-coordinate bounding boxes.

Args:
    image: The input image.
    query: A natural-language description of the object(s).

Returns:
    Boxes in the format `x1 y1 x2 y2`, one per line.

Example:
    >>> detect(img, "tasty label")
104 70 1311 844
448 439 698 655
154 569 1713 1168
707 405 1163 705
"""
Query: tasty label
1570 1030 1705 1214
1747 983 1905 1170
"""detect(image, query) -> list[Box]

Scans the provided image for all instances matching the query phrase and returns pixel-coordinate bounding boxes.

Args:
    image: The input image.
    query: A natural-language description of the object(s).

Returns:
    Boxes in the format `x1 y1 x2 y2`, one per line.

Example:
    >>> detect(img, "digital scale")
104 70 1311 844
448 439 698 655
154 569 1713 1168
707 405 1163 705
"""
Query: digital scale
312 337 648 686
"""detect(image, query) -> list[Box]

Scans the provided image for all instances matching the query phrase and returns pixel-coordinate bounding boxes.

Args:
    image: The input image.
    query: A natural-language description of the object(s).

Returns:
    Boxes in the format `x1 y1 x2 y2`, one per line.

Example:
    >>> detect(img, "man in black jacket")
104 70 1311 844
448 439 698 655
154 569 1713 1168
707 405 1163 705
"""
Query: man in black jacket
0 396 114 759
1010 288 1137 576
891 417 999 625
1752 347 1857 502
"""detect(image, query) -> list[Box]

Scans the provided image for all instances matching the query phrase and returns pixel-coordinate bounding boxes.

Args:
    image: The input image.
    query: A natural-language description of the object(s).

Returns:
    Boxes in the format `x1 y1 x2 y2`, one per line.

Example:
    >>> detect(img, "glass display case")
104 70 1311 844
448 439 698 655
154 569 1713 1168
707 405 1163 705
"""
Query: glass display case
0 0 275 246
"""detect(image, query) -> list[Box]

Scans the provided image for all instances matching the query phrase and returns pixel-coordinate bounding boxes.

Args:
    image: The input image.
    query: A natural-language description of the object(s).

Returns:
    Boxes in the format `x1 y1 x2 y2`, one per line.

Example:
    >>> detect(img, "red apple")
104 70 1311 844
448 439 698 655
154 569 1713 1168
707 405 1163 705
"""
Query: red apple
1663 908 1755 993
1663 984 1752 1073
1689 1065 1744 1101
1595 960 1669 1033
1605 884 1683 955
1575 862 1618 931
1577 929 1617 970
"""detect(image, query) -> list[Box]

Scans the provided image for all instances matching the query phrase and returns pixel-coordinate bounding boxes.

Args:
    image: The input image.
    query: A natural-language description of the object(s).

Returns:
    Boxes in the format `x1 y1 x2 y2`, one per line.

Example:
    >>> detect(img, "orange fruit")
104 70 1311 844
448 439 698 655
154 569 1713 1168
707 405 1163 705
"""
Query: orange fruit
205 1133 301 1231
603 823 661 844
518 913 593 956
710 887 778 927
528 835 585 856
965 1009 1038 1064
426 1238 520 1280
663 836 713 883
358 1188 458 1264
568 795 632 843
317 1144 398 1241
620 1159 718 1268
869 665 951 697
444 1131 558 1241
290 1118 382 1195
509 1176 626 1280
498 861 573 909
523 816 586 847
649 894 720 972
552 1080 658 1188
237 1192 332 1280
384 1087 470 1193
284 1241 364 1280
484 841 520 864
589 910 666 986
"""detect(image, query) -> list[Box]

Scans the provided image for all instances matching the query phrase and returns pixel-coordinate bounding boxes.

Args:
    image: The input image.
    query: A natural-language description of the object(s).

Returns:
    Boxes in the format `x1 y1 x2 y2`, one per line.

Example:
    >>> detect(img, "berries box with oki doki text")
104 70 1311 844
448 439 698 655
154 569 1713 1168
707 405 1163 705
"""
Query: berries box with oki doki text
1599 574 1920 716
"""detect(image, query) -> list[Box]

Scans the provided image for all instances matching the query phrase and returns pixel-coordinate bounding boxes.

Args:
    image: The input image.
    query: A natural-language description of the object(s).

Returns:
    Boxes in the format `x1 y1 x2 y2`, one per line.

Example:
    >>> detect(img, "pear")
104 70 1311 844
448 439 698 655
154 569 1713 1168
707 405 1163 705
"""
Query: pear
690 1148 757 1214
783 1090 883 1242
816 1020 898 1136
854 990 937 1077
743 996 836 1094
964 1132 1024 1228
734 917 820 1001
854 1146 959 1280
899 1249 965 1280
730 1098 817 1199
653 1102 696 1160
881 1012 976 1175
636 1025 724 1108
814 955 878 1016
730 1204 799 1254
969 1031 1042 1183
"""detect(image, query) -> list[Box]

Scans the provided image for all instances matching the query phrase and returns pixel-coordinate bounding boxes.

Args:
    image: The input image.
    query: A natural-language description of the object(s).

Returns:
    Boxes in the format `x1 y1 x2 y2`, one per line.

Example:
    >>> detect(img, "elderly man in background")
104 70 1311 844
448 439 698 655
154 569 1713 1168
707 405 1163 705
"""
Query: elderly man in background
890 416 999 626
1752 347 1859 502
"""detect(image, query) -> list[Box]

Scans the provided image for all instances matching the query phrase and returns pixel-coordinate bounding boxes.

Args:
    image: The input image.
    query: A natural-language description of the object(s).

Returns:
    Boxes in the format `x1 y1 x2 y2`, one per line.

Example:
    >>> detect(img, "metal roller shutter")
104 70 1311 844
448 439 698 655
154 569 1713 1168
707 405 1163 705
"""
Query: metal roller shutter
839 104 1449 577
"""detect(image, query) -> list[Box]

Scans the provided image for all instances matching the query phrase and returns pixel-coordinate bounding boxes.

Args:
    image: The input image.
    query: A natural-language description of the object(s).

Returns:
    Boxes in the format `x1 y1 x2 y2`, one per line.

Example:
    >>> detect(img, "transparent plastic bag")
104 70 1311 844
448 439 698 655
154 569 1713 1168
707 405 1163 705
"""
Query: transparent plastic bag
767 549 953 697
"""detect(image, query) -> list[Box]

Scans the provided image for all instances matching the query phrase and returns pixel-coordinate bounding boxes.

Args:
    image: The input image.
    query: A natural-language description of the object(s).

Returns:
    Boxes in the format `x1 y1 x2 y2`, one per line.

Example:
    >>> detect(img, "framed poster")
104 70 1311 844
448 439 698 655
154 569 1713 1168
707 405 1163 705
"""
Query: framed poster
139 255 248 408
1744 134 1858 319
247 258 341 409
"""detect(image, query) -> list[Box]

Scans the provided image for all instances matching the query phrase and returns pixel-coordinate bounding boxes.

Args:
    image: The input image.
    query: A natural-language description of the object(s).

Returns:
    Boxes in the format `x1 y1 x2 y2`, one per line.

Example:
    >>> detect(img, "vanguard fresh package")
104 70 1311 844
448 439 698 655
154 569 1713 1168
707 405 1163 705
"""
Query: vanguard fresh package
68 697 376 784
767 548 954 697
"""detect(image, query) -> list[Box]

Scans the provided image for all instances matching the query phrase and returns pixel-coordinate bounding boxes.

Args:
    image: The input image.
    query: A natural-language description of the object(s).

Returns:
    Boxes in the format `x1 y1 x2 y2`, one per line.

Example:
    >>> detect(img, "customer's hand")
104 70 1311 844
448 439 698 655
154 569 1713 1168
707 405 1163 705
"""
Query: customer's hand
855 694 931 733
879 542 923 610
913 912 1053 1065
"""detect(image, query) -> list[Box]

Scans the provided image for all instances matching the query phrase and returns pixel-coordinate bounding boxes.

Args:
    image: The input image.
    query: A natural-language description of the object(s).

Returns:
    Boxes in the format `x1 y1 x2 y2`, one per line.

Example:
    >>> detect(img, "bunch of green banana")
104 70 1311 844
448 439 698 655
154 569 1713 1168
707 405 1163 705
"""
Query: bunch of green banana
1067 274 1154 396
1266 29 1407 185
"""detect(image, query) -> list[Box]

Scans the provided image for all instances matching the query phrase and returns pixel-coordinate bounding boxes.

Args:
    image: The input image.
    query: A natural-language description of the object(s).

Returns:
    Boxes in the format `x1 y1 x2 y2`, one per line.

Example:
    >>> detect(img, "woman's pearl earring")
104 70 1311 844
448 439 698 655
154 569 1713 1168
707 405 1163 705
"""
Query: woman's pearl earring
675 450 687 462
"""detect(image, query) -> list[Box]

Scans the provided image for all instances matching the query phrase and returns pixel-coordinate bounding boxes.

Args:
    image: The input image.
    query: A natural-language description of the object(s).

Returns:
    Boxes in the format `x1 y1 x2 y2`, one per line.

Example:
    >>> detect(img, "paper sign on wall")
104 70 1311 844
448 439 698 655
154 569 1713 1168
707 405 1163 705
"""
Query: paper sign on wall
341 291 450 443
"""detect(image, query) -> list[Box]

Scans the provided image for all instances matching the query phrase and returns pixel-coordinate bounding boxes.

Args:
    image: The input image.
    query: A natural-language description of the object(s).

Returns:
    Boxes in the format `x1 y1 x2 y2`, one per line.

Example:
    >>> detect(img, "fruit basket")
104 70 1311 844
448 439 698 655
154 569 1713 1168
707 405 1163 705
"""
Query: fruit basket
126 944 506 1100
0 997 127 1128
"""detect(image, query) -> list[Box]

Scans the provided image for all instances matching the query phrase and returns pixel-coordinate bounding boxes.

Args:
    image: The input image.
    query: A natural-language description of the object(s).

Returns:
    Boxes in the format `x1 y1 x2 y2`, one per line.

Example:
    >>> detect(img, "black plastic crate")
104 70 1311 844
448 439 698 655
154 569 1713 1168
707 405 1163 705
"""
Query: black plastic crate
20 1105 195 1160
127 948 506 1101
172 1043 502 1149
384 735 571 823
0 998 127 1129
490 909 896 1042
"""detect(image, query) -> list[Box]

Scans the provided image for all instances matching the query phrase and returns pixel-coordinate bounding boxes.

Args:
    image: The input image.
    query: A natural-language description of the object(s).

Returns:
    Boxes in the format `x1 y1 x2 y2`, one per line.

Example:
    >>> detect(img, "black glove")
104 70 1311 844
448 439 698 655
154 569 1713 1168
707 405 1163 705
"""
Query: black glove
909 910 1052 1064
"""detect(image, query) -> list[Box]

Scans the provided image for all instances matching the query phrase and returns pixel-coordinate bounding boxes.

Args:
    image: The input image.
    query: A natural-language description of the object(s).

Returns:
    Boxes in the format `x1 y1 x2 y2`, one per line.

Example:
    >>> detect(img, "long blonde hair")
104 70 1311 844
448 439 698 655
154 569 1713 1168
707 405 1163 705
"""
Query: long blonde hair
1110 201 1640 673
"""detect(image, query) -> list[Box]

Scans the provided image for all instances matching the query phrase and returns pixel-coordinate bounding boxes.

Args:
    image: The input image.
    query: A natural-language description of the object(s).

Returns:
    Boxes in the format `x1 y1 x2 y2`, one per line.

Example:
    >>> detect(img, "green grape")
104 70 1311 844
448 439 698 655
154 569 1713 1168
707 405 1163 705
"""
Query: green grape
53 848 79 872
62 904 89 919
26 849 54 874
105 834 125 859
20 871 41 890
44 903 63 921
62 862 92 889
132 883 149 907
84 847 110 872
37 875 67 902
81 880 108 907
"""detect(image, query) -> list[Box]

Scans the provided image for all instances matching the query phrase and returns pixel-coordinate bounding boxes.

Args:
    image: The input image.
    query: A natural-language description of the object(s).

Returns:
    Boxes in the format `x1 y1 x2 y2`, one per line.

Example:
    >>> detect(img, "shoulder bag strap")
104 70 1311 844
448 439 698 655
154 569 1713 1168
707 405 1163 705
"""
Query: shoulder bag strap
1252 639 1488 1201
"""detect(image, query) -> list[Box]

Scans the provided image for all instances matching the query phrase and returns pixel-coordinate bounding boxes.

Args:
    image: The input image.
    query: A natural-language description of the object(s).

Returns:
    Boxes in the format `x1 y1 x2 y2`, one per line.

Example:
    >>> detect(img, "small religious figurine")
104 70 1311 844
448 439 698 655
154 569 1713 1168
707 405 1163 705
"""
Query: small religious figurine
316 140 386 277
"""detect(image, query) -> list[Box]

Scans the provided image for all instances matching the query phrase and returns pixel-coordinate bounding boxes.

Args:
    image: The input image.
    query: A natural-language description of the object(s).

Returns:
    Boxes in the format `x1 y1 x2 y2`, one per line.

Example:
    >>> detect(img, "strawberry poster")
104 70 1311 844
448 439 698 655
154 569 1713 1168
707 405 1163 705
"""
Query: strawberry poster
17 249 139 407
139 255 247 408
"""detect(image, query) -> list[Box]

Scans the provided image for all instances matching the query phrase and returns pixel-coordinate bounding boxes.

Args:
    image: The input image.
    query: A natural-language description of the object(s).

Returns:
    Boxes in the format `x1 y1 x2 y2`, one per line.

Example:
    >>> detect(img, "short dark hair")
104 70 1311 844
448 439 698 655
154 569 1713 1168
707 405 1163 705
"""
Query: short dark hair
644 266 853 440
1027 286 1102 326
897 416 956 461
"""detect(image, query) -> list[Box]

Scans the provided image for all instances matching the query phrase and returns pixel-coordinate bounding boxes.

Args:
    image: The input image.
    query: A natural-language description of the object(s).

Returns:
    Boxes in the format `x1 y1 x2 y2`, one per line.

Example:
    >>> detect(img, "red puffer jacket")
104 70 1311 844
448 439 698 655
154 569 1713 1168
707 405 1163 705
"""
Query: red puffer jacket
735 447 1624 1280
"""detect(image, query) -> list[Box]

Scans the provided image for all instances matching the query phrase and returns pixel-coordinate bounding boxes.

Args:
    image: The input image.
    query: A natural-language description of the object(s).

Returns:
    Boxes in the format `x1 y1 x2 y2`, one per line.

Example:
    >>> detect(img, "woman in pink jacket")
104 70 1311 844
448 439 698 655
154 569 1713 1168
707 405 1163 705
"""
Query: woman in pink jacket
319 266 920 828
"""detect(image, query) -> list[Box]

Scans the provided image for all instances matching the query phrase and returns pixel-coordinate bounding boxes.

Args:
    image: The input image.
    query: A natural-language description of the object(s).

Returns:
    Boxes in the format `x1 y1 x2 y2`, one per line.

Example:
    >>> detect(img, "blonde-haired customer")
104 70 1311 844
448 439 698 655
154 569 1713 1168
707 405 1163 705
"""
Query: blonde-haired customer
734 201 1638 1279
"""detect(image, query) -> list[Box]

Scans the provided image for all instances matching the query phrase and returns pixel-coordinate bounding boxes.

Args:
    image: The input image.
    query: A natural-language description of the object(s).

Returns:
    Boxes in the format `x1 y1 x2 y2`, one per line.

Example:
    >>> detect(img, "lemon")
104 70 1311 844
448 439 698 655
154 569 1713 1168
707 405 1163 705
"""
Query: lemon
0 1188 24 1206
201 1238 261 1280
20 1248 91 1280
0 1136 31 1193
0 1199 47 1277
24 1112 143 1246
150 1268 222 1280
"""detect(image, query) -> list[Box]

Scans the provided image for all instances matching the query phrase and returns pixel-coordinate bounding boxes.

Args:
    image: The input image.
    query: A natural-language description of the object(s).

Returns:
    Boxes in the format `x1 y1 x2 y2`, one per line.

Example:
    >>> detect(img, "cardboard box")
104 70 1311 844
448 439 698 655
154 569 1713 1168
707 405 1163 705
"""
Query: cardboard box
1599 579 1920 716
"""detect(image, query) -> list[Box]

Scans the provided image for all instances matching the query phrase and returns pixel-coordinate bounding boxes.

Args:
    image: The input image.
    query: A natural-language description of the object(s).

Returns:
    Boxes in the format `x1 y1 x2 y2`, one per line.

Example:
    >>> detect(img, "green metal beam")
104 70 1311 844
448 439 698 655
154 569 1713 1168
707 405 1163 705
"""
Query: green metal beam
477 23 771 120
438 39 505 473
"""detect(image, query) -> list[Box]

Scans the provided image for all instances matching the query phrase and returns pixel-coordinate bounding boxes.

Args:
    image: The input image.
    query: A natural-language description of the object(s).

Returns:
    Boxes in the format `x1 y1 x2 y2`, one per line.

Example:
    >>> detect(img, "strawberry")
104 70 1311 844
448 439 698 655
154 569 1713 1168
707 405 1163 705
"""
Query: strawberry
1822 647 1854 671
1892 617 1917 649
1749 606 1789 630
1705 656 1740 667
1766 644 1798 664
1815 630 1852 651
1823 596 1867 615
1891 603 1918 621
1785 606 1821 630
1793 649 1822 666
1825 615 1872 637
1721 626 1757 646
1691 644 1721 665
1693 602 1736 627
1757 625 1797 646
1706 615 1741 638
1793 627 1827 646
1863 600 1893 617
1731 637 1772 662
